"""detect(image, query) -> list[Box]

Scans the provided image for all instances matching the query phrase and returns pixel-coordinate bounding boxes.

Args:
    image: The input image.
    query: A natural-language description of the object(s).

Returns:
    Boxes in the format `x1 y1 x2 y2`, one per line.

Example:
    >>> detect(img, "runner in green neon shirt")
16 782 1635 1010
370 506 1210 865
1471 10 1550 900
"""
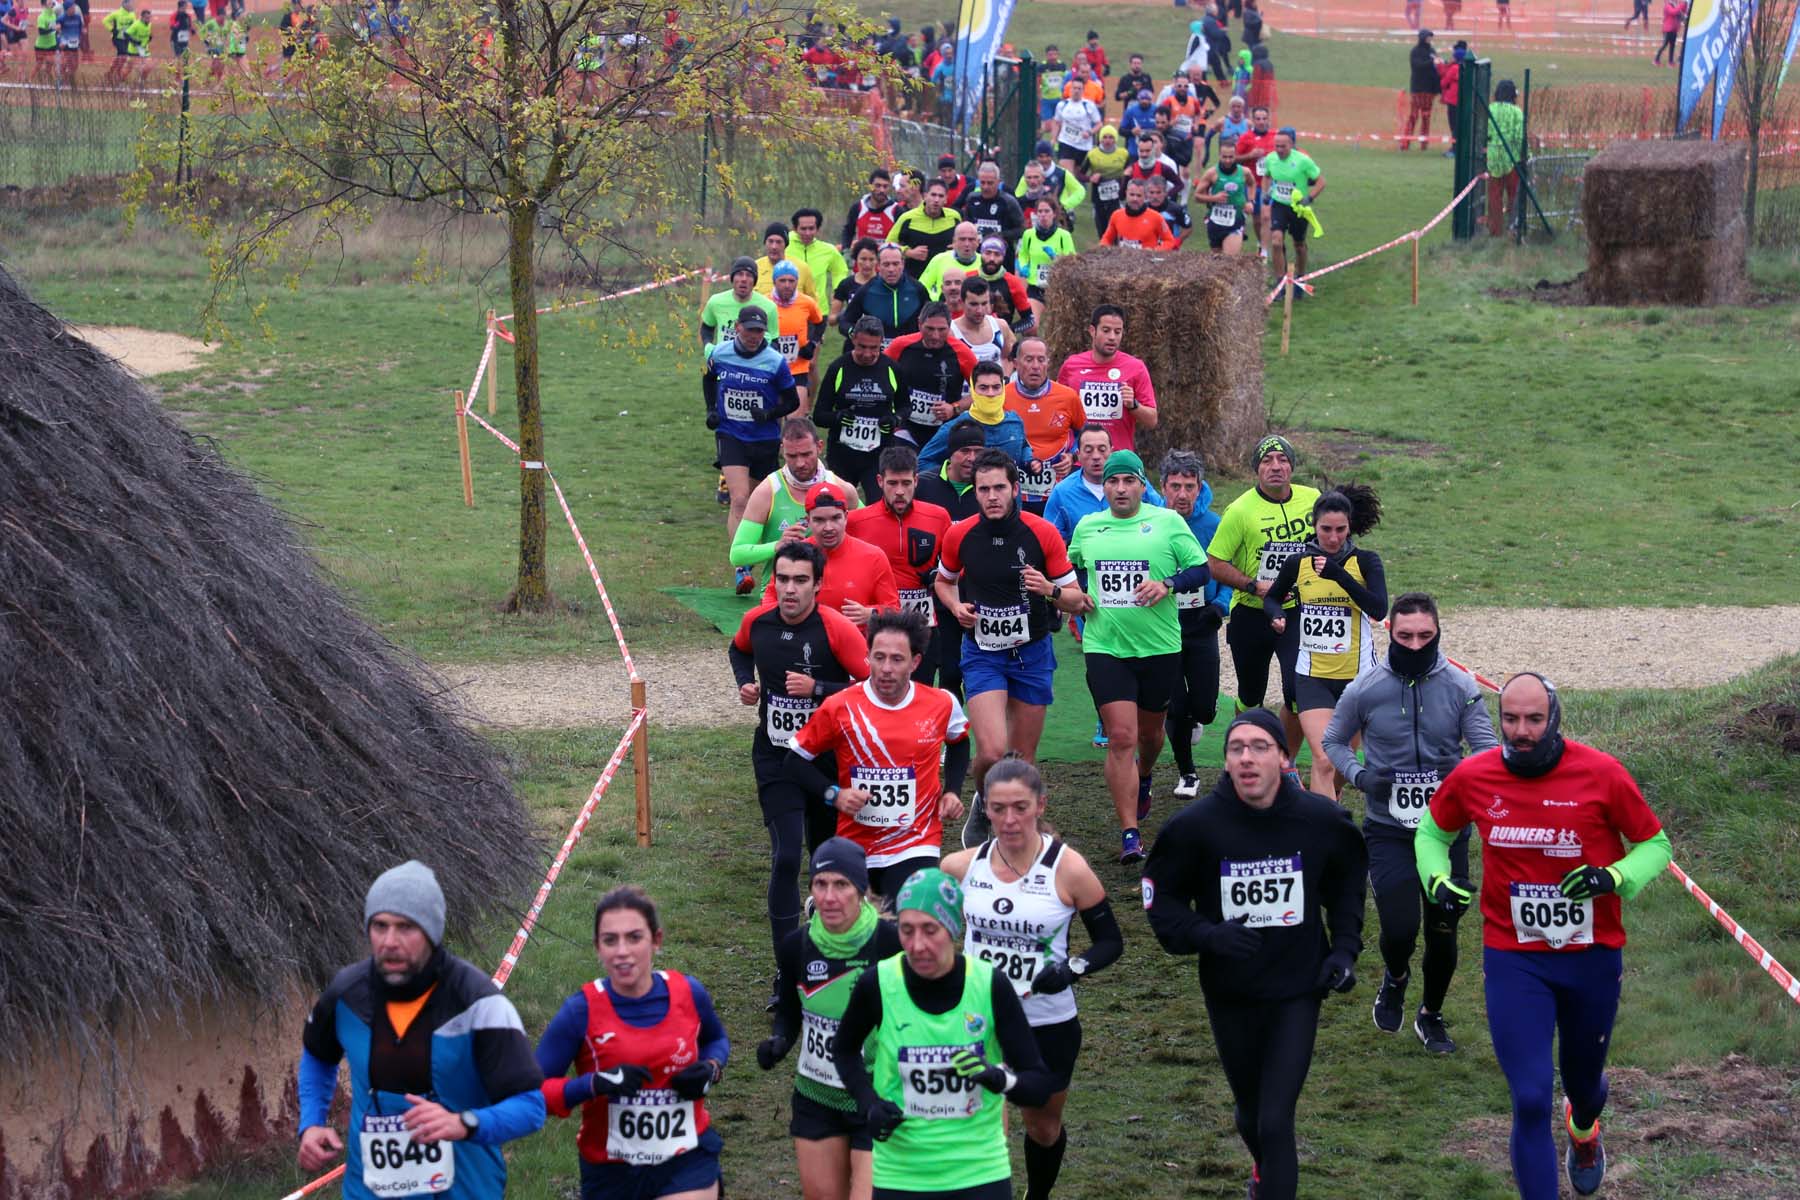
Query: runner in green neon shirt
1262 130 1325 296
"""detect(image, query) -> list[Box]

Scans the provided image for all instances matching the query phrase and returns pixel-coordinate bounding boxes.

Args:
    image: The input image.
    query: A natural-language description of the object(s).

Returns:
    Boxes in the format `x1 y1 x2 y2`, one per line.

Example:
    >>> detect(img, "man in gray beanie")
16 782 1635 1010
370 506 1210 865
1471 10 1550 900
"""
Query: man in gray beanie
295 861 546 1199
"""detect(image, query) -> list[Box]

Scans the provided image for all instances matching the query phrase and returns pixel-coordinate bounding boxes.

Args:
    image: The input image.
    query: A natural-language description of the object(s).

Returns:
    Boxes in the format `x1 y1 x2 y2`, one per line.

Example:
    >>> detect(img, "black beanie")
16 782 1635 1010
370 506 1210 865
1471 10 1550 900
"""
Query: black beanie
1227 707 1287 748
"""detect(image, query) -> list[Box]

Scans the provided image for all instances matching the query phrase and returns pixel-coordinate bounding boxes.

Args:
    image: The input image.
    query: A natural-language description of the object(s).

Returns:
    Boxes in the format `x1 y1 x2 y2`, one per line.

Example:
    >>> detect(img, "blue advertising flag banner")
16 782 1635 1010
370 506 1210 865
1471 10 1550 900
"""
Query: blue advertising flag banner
1779 1 1800 88
952 0 1018 133
1711 0 1759 137
1680 0 1754 132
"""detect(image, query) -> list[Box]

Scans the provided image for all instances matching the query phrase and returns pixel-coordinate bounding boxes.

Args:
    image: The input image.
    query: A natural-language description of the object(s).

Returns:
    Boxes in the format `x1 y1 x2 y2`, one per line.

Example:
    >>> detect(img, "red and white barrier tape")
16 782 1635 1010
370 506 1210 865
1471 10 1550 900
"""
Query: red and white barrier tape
1666 859 1800 1005
549 471 640 684
465 406 522 456
1265 173 1486 304
494 268 711 336
276 711 648 1200
467 331 496 409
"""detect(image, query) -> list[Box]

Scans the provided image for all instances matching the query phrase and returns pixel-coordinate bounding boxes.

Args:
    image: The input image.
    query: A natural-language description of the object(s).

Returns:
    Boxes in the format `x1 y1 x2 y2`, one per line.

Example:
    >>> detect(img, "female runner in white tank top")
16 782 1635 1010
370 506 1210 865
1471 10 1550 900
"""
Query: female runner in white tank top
939 754 1123 1200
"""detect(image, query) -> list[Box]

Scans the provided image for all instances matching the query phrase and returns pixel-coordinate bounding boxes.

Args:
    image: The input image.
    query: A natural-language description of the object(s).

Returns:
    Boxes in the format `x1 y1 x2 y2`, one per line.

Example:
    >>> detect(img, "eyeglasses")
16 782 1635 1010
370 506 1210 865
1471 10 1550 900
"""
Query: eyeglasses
1226 739 1281 755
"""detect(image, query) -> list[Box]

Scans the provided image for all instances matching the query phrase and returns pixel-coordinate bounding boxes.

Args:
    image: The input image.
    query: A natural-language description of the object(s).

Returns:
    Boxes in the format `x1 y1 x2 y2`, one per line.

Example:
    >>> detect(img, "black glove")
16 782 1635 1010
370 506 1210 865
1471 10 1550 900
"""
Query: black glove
1560 864 1621 901
1200 915 1262 960
755 1036 791 1071
1357 770 1394 805
1031 961 1075 995
864 1099 904 1141
1428 874 1473 915
800 341 818 360
669 1060 718 1100
949 1048 1017 1095
704 410 719 431
587 1063 652 1099
1315 950 1356 994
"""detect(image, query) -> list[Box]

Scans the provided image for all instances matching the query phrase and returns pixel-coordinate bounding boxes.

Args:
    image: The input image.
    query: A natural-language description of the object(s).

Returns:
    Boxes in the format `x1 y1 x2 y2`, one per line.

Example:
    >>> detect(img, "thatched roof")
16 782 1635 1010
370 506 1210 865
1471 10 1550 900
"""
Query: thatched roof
0 265 538 1059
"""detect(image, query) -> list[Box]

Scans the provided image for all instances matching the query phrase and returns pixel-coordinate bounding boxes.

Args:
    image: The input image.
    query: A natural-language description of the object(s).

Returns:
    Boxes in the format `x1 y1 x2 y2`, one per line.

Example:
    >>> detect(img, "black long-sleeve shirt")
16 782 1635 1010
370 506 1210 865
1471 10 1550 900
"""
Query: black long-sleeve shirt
770 919 903 1046
1143 775 1367 1002
1263 543 1388 629
833 954 1052 1111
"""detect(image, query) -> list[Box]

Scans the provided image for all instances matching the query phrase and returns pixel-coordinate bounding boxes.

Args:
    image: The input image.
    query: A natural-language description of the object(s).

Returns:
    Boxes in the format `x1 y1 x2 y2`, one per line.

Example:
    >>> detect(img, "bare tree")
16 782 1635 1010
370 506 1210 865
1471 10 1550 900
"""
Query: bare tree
1729 0 1800 234
143 0 883 611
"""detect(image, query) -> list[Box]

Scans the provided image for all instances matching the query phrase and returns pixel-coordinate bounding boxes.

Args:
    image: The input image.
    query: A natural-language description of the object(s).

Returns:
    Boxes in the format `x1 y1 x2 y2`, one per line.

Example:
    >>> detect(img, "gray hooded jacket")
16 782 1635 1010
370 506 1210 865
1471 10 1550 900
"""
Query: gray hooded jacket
1322 651 1497 832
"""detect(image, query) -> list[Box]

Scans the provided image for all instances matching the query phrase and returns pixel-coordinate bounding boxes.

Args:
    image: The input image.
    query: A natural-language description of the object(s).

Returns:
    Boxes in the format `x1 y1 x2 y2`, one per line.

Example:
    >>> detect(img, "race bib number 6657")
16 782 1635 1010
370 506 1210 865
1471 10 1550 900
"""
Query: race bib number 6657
1220 854 1304 927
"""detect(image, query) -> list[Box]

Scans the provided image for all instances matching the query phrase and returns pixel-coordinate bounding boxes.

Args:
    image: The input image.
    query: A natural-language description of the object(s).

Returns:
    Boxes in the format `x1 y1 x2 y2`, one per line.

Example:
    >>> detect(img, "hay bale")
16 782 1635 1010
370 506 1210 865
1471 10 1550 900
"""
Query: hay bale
1583 139 1748 305
1042 245 1267 470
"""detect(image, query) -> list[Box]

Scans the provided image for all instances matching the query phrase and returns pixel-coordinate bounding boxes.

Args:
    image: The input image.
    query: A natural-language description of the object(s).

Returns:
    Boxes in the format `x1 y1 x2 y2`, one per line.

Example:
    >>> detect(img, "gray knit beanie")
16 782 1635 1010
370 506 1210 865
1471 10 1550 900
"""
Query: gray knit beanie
365 860 446 946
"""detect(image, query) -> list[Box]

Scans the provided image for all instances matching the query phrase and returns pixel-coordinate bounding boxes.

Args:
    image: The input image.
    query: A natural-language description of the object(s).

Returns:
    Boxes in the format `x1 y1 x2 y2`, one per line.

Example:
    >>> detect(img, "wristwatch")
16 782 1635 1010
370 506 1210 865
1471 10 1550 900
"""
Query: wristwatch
1050 583 1063 600
459 1110 480 1137
1068 956 1090 979
824 785 841 807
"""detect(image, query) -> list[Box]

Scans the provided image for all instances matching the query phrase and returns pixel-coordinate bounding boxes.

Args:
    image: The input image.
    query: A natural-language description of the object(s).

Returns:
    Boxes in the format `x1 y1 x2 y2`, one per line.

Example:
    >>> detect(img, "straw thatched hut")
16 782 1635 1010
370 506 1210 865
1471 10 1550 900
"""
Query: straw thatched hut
0 266 538 1198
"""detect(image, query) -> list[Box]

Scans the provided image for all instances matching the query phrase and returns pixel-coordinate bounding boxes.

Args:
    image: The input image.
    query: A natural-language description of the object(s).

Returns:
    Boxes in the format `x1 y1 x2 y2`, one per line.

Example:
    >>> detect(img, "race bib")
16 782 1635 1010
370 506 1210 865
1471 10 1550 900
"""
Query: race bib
850 765 917 828
359 1114 454 1196
1509 883 1593 949
1020 459 1057 499
1094 559 1149 608
899 587 936 627
1096 178 1121 202
1176 587 1206 610
1388 770 1440 829
1298 603 1351 655
721 387 758 423
972 933 1045 994
1079 381 1123 423
776 333 799 359
1209 204 1238 226
973 603 1030 651
1256 541 1306 583
797 1010 843 1088
1219 854 1305 928
840 413 881 452
1272 181 1296 205
1037 265 1051 287
975 218 1002 236
898 1045 985 1119
907 388 945 425
764 693 815 748
1256 159 1269 178
605 1089 698 1167
1118 238 1143 249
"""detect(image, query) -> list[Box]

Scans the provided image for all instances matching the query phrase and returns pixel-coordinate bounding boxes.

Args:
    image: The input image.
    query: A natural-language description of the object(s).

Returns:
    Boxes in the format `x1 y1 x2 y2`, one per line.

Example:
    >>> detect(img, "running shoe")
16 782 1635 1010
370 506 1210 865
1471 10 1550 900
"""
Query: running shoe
1174 773 1200 799
1136 775 1153 822
1414 1008 1457 1055
1372 970 1408 1034
715 473 729 506
1119 828 1144 865
1564 1103 1606 1196
961 792 991 849
1092 719 1108 749
734 565 756 595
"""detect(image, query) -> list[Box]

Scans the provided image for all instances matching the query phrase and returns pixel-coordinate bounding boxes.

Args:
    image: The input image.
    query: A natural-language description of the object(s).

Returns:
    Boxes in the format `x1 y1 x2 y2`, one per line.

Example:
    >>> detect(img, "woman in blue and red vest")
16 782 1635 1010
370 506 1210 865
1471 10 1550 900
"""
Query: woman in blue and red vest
537 886 732 1200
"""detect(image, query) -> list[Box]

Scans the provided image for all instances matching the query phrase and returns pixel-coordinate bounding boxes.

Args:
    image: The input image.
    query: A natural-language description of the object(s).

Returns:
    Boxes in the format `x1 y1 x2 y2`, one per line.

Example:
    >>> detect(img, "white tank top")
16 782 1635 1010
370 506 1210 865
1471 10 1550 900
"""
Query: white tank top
961 834 1077 1026
948 315 1006 365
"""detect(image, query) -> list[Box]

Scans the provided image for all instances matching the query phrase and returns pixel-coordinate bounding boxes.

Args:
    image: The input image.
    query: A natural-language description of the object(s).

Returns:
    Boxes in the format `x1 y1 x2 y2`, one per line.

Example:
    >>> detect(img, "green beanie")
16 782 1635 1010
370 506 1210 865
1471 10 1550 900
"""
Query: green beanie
894 867 965 940
1102 449 1146 482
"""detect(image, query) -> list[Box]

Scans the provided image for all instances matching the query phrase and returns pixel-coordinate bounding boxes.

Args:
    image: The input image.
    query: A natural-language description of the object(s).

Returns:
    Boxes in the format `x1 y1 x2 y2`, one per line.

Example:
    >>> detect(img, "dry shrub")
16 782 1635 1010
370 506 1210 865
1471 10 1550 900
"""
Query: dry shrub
1042 245 1267 471
1583 140 1749 306
0 265 539 1062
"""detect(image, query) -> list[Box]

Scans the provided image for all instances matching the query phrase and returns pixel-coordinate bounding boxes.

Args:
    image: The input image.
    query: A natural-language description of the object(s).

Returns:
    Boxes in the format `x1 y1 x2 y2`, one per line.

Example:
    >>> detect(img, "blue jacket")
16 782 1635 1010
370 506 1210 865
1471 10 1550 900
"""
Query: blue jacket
840 274 928 340
299 953 546 1200
917 412 1033 477
704 336 798 444
1042 470 1165 548
1177 479 1232 619
1119 101 1158 154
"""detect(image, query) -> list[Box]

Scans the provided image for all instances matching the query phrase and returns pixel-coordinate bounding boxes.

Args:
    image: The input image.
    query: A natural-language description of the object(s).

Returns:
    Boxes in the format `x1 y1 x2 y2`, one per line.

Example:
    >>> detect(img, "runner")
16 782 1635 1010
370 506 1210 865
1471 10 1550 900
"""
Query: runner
537 886 730 1200
1417 673 1673 1200
785 609 971 900
934 153 973 210
1118 87 1159 158
814 317 901 499
705 305 800 588
756 222 817 301
1323 591 1495 1054
771 262 826 411
1204 433 1319 756
758 839 901 1200
887 181 961 280
1050 79 1104 175
920 221 983 301
1264 128 1325 296
941 755 1123 1200
759 483 900 626
1005 337 1084 514
933 450 1083 845
1196 138 1252 255
297 863 546 1199
947 278 1015 372
840 244 928 347
1234 106 1277 258
729 418 862 592
791 207 849 315
1065 450 1209 863
842 169 901 245
959 161 1026 265
915 426 985 701
1211 93 1250 148
1143 176 1193 247
1043 426 1165 550
969 238 1035 334
731 540 872 963
830 239 880 339
847 445 953 685
1055 304 1158 453
1098 178 1178 252
1144 708 1368 1200
884 303 976 449
1262 485 1388 797
1081 125 1132 238
698 256 778 354
1015 141 1088 224
1125 129 1185 203
916 362 1033 476
831 868 1053 1200
1159 450 1232 799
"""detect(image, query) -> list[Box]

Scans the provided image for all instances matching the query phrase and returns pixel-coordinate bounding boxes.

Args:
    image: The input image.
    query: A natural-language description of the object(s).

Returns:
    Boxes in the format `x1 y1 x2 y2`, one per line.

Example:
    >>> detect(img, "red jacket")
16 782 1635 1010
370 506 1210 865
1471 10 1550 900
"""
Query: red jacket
1437 61 1460 108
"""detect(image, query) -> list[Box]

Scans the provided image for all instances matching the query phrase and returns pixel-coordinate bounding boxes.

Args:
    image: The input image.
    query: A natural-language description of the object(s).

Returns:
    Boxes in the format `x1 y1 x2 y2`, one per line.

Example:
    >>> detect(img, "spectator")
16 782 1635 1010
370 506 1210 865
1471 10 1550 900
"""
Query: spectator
1249 42 1276 113
1403 30 1441 152
1202 4 1232 82
1083 28 1110 77
1486 78 1525 236
1241 0 1264 48
1438 41 1467 157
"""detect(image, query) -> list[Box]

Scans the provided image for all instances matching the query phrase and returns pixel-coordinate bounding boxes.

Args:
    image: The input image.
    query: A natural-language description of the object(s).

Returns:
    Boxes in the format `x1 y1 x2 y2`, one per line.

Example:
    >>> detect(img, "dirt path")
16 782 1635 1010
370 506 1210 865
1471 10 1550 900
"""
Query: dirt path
73 325 214 377
440 605 1800 730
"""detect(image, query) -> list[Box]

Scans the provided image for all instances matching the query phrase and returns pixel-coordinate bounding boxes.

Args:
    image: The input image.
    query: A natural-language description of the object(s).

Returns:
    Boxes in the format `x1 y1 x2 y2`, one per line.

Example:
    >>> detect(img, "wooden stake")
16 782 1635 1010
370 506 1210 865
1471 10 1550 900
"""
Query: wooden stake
1280 278 1294 356
1411 234 1420 306
455 390 474 507
631 678 652 847
485 310 498 415
696 268 710 327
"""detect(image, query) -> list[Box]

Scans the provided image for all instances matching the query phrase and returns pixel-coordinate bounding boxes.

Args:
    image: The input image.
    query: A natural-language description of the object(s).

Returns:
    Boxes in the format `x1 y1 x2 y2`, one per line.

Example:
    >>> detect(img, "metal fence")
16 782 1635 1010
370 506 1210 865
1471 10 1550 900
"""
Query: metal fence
0 84 158 191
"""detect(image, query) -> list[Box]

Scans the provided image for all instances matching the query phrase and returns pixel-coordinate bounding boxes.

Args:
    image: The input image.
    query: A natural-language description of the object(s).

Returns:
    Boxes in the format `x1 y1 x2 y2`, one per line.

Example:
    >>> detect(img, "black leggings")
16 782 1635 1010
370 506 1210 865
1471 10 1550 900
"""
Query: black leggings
760 779 840 960
1203 990 1321 1200
1656 29 1678 61
1367 824 1470 1013
1167 628 1221 774
1226 605 1297 714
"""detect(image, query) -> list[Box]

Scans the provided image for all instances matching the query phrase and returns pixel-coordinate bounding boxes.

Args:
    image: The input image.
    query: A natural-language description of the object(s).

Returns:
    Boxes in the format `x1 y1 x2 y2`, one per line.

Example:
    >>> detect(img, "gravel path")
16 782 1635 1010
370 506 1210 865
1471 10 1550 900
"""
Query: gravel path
439 606 1800 731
